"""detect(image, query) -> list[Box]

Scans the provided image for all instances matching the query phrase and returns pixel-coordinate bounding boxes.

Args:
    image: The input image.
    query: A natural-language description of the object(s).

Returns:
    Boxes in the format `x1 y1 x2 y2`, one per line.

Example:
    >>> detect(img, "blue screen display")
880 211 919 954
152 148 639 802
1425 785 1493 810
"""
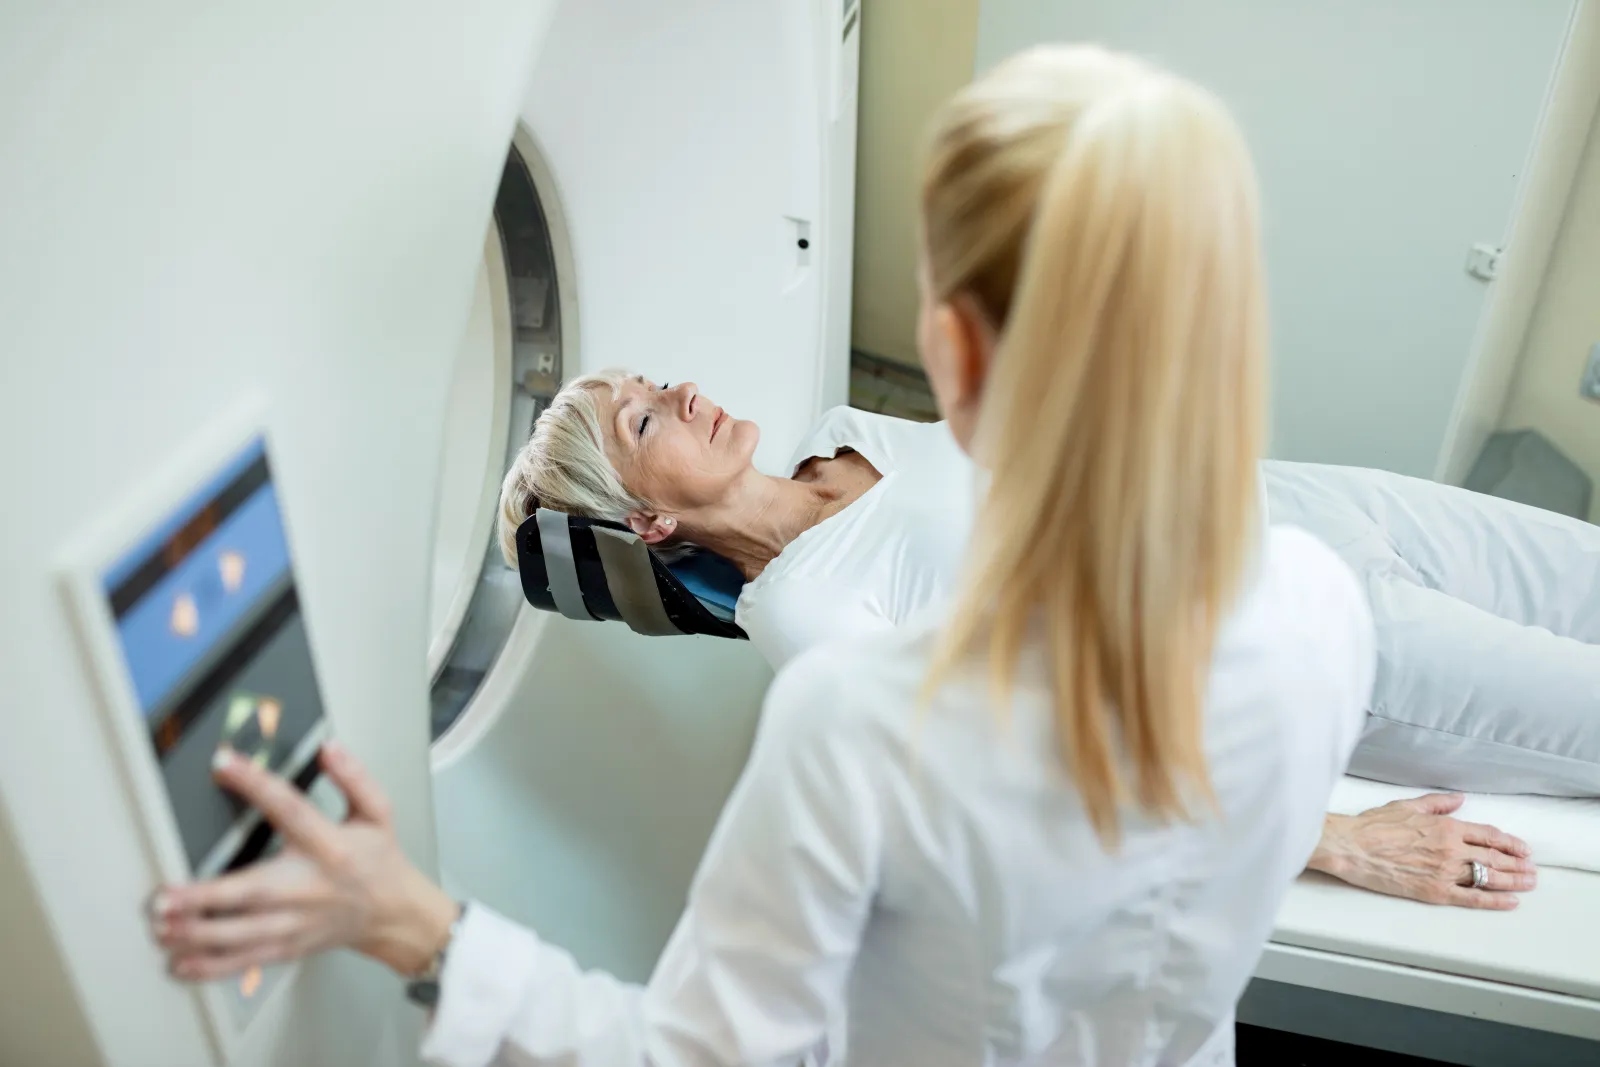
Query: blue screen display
98 435 328 869
102 438 292 717
103 438 270 593
112 485 291 716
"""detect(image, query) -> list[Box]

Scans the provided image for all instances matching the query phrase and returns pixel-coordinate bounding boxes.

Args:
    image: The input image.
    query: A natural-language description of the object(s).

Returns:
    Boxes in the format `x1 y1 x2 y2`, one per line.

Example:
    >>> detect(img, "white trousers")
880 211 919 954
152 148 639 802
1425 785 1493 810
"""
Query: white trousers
1263 460 1600 796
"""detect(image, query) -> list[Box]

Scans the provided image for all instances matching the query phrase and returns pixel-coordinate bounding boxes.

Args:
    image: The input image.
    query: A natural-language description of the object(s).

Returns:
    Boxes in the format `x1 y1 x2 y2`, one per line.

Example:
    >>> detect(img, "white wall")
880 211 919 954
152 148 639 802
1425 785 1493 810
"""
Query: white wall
1440 2 1600 486
976 0 1574 477
851 0 981 367
1499 107 1600 521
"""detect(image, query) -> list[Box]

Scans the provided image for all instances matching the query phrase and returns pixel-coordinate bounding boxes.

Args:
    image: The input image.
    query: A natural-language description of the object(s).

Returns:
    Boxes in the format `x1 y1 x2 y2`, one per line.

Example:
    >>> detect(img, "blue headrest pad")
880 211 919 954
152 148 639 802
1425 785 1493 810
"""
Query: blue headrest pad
667 551 744 618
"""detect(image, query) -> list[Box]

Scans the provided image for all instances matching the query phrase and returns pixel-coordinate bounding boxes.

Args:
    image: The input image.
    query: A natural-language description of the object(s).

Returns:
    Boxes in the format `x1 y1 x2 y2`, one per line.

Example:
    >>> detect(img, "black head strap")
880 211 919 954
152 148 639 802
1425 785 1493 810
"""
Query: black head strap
514 509 746 640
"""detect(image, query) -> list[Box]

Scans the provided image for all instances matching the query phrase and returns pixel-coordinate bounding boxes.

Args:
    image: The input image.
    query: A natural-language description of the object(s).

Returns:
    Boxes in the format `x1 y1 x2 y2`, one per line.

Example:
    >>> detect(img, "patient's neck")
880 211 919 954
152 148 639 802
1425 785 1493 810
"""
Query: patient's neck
685 458 876 580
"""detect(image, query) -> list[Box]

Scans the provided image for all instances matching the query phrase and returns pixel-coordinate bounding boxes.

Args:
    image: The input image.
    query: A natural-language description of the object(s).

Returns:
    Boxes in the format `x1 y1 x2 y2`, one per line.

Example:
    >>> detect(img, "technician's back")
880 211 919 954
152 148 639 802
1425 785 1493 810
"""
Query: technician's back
780 522 1372 1064
856 44 1379 1063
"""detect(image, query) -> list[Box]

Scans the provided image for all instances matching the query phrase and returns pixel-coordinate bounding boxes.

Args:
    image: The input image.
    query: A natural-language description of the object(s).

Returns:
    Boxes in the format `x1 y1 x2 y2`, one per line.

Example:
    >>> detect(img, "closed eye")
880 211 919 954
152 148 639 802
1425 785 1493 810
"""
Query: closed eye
638 383 669 438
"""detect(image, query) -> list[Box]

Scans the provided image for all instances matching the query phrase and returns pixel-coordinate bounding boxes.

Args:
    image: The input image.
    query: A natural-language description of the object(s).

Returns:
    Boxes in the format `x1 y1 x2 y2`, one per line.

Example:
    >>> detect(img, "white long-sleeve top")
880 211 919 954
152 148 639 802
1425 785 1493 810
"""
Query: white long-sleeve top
734 407 976 670
420 525 1375 1067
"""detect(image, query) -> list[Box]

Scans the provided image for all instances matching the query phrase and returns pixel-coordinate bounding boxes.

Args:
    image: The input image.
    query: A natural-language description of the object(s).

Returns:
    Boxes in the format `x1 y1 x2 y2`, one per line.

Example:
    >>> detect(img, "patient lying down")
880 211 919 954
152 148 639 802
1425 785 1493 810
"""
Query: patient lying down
499 370 1600 909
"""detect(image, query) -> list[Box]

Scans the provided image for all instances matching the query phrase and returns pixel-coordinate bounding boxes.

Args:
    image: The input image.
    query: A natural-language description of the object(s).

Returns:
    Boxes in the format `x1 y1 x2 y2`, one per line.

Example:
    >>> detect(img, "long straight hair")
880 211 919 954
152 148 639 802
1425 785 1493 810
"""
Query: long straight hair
922 46 1268 844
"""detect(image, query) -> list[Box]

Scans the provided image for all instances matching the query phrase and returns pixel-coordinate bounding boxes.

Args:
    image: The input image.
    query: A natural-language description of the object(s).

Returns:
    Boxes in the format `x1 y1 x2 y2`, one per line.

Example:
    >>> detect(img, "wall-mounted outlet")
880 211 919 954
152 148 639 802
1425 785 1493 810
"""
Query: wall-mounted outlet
1582 342 1600 404
1465 242 1502 282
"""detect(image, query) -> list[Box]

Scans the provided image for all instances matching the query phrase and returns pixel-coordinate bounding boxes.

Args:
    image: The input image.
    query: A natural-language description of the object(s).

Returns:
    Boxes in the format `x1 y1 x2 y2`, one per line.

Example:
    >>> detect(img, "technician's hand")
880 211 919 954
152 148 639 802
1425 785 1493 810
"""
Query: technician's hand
149 743 459 981
1306 793 1536 910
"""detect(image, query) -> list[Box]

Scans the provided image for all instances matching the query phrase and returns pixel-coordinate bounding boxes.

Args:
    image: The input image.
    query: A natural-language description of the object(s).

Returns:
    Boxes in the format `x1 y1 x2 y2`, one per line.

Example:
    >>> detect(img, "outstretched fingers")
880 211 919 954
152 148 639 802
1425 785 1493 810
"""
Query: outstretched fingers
319 742 393 825
158 908 301 957
1460 821 1531 859
1444 885 1520 911
212 751 343 863
1459 849 1536 892
1397 792 1466 816
153 862 281 922
171 943 296 982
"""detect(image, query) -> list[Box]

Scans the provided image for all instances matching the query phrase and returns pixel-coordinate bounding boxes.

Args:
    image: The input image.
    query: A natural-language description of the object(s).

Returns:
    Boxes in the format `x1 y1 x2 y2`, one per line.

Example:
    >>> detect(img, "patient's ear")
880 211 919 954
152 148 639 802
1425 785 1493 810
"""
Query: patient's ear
627 512 674 544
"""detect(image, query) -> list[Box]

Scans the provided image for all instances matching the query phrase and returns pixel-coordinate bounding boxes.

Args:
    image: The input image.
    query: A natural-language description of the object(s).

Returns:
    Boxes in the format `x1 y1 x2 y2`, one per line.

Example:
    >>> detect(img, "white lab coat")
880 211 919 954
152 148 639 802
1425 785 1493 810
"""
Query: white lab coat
420 525 1374 1067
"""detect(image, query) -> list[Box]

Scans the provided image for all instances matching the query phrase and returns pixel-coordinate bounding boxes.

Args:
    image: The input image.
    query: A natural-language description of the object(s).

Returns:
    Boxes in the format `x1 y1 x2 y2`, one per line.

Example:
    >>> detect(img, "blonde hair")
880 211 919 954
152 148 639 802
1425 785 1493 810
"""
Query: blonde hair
496 368 648 567
923 45 1267 843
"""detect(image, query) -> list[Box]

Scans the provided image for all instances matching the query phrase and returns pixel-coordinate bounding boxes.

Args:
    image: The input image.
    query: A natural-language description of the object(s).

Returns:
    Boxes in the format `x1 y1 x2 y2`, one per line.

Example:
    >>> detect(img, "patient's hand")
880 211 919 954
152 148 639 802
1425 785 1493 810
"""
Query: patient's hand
1306 793 1536 910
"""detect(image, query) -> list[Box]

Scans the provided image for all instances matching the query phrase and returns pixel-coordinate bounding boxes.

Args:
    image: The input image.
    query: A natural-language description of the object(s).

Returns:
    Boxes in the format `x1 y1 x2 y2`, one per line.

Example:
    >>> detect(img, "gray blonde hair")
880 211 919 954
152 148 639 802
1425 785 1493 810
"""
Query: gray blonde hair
497 368 649 567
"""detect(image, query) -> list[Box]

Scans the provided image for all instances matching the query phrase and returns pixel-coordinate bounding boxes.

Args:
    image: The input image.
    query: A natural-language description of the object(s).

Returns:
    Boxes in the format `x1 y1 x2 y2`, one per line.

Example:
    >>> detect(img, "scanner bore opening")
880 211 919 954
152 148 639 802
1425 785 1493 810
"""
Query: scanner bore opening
427 135 566 744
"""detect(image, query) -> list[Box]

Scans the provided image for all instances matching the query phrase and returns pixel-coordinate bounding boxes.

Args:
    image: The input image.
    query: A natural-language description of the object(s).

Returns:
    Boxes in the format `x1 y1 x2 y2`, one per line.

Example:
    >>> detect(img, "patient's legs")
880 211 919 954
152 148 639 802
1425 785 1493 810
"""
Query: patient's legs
1351 577 1600 796
1359 472 1600 642
1265 461 1600 795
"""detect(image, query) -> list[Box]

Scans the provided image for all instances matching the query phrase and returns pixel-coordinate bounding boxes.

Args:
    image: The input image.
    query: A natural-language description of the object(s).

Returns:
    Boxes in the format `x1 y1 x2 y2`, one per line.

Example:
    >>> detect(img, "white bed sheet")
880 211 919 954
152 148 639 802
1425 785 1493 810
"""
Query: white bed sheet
1273 865 1600 1003
1328 775 1600 873
1270 776 1600 1006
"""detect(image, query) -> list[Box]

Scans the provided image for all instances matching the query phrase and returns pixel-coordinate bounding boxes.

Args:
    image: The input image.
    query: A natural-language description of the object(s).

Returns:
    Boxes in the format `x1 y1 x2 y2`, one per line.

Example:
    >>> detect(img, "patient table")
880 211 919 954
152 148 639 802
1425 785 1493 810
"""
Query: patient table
1245 778 1600 1065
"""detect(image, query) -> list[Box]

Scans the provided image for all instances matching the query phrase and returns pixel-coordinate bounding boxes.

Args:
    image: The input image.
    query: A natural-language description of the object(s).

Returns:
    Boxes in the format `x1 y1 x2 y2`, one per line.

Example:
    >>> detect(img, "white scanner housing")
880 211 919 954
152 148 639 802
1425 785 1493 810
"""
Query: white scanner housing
0 2 860 1064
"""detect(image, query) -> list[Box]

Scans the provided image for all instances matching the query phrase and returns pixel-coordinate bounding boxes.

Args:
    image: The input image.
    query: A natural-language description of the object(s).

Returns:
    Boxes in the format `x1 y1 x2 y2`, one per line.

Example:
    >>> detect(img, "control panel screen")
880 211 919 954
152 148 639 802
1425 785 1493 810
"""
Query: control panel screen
102 437 325 872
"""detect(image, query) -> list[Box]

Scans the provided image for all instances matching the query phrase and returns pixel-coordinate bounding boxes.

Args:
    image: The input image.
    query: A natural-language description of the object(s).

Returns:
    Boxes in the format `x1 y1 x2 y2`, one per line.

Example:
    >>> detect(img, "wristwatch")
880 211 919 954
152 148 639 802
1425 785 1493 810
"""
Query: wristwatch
404 901 467 1009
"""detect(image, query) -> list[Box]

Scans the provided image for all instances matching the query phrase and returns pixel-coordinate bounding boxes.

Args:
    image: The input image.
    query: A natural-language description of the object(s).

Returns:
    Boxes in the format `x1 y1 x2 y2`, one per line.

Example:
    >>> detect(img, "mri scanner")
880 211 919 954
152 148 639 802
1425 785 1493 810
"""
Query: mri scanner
0 2 1597 1066
0 2 856 1064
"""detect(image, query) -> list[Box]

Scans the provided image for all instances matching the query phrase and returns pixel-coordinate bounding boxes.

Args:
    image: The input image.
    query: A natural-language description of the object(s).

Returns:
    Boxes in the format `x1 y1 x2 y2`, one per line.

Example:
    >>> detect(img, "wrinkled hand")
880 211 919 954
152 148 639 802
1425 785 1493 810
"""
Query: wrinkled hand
1308 792 1536 910
150 742 459 981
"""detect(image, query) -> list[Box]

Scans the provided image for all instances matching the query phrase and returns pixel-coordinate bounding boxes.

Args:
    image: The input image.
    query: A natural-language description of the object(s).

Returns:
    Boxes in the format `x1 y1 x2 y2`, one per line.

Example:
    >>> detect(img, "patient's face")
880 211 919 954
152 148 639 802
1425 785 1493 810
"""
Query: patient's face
597 376 760 515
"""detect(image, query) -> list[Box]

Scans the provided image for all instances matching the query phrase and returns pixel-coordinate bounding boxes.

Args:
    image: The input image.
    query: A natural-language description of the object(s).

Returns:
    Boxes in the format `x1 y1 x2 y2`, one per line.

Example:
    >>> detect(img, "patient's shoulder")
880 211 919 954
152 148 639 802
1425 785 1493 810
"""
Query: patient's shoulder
789 405 950 477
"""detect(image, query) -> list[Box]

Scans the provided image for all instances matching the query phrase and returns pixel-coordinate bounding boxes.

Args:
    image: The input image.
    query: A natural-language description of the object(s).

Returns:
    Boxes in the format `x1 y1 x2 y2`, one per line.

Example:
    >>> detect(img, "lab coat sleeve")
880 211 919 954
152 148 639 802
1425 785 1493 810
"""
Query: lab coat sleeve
420 905 647 1067
419 651 883 1067
1311 536 1379 778
1269 526 1377 780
